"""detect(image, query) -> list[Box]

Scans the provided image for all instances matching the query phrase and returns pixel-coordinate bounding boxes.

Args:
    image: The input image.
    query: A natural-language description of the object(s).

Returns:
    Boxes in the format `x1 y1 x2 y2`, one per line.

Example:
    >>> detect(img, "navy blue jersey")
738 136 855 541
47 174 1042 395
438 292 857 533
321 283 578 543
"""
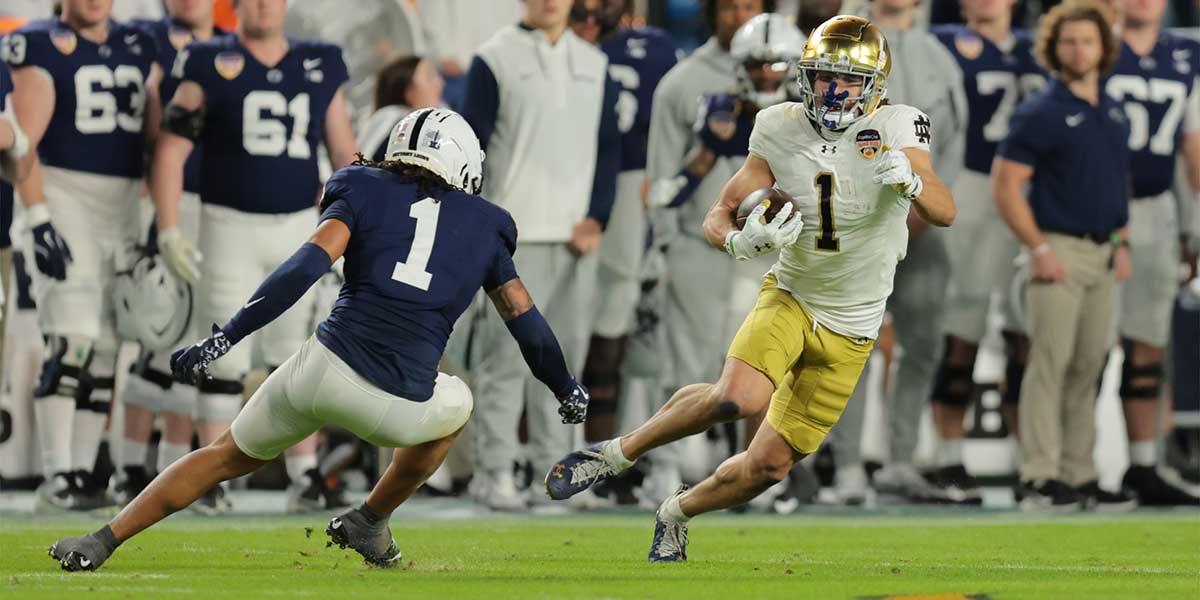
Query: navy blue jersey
315 165 519 401
175 36 348 214
4 19 157 178
932 25 1045 175
132 18 228 194
1105 35 1200 199
601 27 677 172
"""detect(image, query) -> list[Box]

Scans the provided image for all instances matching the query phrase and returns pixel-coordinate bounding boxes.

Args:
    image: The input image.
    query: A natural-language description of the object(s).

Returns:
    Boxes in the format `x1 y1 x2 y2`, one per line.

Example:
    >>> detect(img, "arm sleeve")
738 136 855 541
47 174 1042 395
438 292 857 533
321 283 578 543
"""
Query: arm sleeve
458 55 499 149
505 306 574 398
587 74 621 227
221 243 332 345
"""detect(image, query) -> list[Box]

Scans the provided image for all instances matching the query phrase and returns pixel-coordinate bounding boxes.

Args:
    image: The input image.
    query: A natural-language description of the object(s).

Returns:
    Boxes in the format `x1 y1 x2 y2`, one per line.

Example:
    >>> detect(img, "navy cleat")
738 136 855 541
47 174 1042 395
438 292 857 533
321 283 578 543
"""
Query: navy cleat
326 507 402 568
48 528 119 572
647 486 689 563
545 441 632 501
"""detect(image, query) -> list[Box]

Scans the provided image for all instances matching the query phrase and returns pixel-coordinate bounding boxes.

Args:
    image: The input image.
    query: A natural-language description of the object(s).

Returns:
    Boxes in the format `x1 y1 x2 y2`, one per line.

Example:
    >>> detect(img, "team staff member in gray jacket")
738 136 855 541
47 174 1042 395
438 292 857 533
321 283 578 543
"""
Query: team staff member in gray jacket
460 0 620 510
825 0 968 505
638 0 770 506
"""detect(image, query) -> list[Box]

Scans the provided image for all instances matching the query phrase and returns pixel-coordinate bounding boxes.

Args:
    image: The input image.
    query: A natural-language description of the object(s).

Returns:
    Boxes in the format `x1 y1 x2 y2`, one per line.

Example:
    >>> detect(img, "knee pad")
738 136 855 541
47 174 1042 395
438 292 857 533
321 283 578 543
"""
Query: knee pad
931 347 976 408
197 378 244 422
1119 339 1164 401
583 336 627 416
34 335 92 400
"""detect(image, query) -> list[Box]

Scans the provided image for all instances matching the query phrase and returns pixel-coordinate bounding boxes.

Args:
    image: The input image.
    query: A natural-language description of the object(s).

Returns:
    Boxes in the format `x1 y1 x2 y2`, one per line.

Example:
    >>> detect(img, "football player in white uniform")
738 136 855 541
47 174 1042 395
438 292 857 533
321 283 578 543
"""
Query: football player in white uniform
546 16 955 561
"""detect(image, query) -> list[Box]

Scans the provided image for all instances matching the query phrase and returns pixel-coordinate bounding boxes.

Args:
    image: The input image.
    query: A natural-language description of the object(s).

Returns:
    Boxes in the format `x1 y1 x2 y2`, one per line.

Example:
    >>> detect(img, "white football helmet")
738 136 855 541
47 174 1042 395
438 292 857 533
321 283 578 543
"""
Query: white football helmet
385 108 486 195
113 253 193 351
730 13 807 108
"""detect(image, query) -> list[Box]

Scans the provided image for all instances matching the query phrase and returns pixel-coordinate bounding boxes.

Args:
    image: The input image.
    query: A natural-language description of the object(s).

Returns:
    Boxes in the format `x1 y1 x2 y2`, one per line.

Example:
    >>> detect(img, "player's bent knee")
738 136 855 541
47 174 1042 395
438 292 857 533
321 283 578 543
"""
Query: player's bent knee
33 335 93 399
1118 339 1164 402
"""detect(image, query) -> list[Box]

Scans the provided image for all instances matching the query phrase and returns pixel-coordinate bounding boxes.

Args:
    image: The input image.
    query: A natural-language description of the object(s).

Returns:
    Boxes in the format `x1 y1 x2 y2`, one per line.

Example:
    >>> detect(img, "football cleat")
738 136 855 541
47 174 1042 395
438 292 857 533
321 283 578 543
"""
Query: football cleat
326 508 402 568
48 534 112 572
545 441 632 501
190 485 233 515
648 486 689 563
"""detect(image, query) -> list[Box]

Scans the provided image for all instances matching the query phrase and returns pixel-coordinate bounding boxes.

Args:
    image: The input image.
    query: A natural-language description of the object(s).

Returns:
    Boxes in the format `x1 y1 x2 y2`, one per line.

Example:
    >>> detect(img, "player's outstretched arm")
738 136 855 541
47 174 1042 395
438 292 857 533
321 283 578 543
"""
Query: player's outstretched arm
170 220 346 384
487 279 588 424
702 153 775 251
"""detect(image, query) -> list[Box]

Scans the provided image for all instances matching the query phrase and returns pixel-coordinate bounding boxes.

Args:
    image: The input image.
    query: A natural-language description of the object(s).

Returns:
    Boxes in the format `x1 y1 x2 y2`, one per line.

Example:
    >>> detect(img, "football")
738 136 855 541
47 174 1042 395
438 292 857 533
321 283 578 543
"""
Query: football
735 187 797 230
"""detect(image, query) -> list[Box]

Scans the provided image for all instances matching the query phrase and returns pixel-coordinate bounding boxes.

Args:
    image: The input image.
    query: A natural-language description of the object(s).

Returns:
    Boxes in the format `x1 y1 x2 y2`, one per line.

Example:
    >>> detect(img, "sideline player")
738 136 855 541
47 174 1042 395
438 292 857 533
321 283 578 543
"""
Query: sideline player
113 0 229 510
151 0 357 512
47 108 591 572
1104 0 1200 506
570 0 677 458
6 0 162 511
547 16 955 561
928 0 1044 502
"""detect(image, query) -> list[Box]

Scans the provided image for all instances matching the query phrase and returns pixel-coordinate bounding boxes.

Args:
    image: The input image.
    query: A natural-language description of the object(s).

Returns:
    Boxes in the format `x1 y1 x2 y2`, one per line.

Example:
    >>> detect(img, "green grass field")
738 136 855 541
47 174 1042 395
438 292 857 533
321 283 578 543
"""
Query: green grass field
2 511 1198 599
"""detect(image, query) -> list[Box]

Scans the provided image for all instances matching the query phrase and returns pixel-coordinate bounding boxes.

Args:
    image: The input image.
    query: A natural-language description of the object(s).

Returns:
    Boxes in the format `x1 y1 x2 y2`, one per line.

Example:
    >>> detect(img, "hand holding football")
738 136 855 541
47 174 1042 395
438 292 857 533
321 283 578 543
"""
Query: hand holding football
736 187 797 230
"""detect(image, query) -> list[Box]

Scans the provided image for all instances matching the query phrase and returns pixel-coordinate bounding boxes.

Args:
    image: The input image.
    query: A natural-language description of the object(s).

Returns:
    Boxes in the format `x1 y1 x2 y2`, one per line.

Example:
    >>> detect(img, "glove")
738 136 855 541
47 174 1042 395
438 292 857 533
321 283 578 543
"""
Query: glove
26 203 72 280
158 227 202 285
872 149 923 201
648 174 688 208
724 201 803 261
556 380 590 425
170 324 233 385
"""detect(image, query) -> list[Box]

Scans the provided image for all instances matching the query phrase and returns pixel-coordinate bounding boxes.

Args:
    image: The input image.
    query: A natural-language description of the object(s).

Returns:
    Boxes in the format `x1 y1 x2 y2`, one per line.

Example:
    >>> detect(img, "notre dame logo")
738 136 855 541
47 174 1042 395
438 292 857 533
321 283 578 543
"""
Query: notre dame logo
913 115 932 145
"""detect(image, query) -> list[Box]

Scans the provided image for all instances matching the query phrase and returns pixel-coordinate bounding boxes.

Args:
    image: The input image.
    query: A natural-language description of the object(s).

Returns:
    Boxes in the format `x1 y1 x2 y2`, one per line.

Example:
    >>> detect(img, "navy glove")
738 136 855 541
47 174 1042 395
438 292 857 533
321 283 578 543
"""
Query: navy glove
694 94 752 158
28 205 72 281
170 324 233 385
556 380 590 425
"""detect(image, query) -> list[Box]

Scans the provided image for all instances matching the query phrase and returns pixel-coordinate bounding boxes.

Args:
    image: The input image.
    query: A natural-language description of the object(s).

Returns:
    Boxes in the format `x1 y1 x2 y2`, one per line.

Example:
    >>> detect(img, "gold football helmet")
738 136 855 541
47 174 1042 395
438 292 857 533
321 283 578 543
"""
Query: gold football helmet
797 15 891 131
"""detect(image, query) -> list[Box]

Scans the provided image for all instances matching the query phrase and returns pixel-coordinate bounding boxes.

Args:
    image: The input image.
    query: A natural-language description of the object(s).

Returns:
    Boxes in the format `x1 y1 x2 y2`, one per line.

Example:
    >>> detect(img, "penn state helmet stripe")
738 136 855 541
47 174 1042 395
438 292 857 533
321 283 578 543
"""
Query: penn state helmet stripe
408 108 436 150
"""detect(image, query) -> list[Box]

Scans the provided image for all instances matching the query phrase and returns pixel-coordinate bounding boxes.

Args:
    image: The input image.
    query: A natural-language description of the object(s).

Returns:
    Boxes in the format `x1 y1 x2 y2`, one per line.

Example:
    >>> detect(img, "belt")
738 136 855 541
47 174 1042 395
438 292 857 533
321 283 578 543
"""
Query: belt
1044 230 1110 245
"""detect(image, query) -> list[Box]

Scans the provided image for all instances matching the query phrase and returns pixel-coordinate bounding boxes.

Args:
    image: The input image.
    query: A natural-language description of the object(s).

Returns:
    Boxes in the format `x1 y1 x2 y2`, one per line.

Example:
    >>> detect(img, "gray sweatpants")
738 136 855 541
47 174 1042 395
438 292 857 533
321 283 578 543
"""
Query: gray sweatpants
470 243 597 477
829 230 949 467
1019 234 1116 485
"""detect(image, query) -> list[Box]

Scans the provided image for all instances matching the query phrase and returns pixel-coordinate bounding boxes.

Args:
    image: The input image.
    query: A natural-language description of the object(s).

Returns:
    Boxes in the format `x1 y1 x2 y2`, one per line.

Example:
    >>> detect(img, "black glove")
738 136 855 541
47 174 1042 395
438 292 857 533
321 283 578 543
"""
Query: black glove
170 324 233 385
31 219 72 281
556 380 590 425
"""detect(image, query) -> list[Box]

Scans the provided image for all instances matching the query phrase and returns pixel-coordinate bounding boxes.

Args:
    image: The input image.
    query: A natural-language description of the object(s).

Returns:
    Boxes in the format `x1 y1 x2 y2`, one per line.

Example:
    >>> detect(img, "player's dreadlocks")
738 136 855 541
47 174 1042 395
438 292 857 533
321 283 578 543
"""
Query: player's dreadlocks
349 152 459 199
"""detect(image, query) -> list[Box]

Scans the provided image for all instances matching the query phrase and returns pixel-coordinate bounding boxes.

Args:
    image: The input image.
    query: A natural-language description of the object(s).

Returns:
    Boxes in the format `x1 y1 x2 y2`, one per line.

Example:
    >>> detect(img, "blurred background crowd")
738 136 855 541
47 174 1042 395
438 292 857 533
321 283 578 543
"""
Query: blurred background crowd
1 0 1197 516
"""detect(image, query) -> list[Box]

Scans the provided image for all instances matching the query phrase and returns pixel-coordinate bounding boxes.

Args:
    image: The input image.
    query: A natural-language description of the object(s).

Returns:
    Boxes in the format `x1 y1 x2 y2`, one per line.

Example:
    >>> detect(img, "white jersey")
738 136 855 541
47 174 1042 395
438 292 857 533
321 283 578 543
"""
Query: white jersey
749 102 933 339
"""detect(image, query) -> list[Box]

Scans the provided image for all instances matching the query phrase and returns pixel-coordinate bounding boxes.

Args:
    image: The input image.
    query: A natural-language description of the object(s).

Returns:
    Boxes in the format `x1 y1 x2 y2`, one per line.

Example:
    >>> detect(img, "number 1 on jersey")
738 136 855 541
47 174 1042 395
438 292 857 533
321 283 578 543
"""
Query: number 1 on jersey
814 172 839 252
391 198 440 291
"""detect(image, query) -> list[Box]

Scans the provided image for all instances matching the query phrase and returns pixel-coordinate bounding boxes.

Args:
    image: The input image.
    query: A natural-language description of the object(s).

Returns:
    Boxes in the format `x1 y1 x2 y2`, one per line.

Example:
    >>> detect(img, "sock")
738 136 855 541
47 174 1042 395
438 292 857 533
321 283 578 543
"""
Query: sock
604 438 635 469
358 502 386 525
72 408 107 473
93 524 122 551
35 396 76 478
157 442 191 473
121 439 148 470
1129 441 1157 467
936 438 963 468
285 454 319 482
661 491 691 523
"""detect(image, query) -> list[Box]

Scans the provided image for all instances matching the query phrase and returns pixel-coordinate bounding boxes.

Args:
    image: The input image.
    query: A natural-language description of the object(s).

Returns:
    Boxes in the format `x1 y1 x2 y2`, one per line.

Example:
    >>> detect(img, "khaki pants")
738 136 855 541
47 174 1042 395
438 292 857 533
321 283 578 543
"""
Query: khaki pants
1019 233 1117 485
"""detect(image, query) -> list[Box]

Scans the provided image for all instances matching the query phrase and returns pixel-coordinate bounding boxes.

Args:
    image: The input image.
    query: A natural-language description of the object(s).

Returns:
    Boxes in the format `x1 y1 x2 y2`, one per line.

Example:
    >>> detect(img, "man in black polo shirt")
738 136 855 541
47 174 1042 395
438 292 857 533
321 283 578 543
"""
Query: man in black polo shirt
993 0 1132 512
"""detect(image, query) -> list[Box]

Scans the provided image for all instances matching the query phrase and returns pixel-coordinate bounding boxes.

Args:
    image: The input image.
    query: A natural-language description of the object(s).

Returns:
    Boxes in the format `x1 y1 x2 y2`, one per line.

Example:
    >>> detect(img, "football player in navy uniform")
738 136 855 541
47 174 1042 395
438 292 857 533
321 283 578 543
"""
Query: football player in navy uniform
47 108 591 572
569 0 677 461
929 0 1045 503
6 0 161 511
1104 0 1200 506
112 0 229 511
151 0 358 513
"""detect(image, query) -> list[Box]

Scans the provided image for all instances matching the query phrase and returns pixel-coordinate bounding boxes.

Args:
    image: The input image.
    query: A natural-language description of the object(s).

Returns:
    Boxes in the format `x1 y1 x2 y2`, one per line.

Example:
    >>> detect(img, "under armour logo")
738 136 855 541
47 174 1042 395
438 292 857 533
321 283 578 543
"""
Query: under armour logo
913 115 932 144
821 144 837 154
754 242 773 253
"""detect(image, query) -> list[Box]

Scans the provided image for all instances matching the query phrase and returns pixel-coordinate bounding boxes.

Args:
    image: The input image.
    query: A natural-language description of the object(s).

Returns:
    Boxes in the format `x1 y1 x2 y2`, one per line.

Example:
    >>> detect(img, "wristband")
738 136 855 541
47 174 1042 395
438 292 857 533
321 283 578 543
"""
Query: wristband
1032 242 1050 257
25 202 51 228
724 230 739 256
